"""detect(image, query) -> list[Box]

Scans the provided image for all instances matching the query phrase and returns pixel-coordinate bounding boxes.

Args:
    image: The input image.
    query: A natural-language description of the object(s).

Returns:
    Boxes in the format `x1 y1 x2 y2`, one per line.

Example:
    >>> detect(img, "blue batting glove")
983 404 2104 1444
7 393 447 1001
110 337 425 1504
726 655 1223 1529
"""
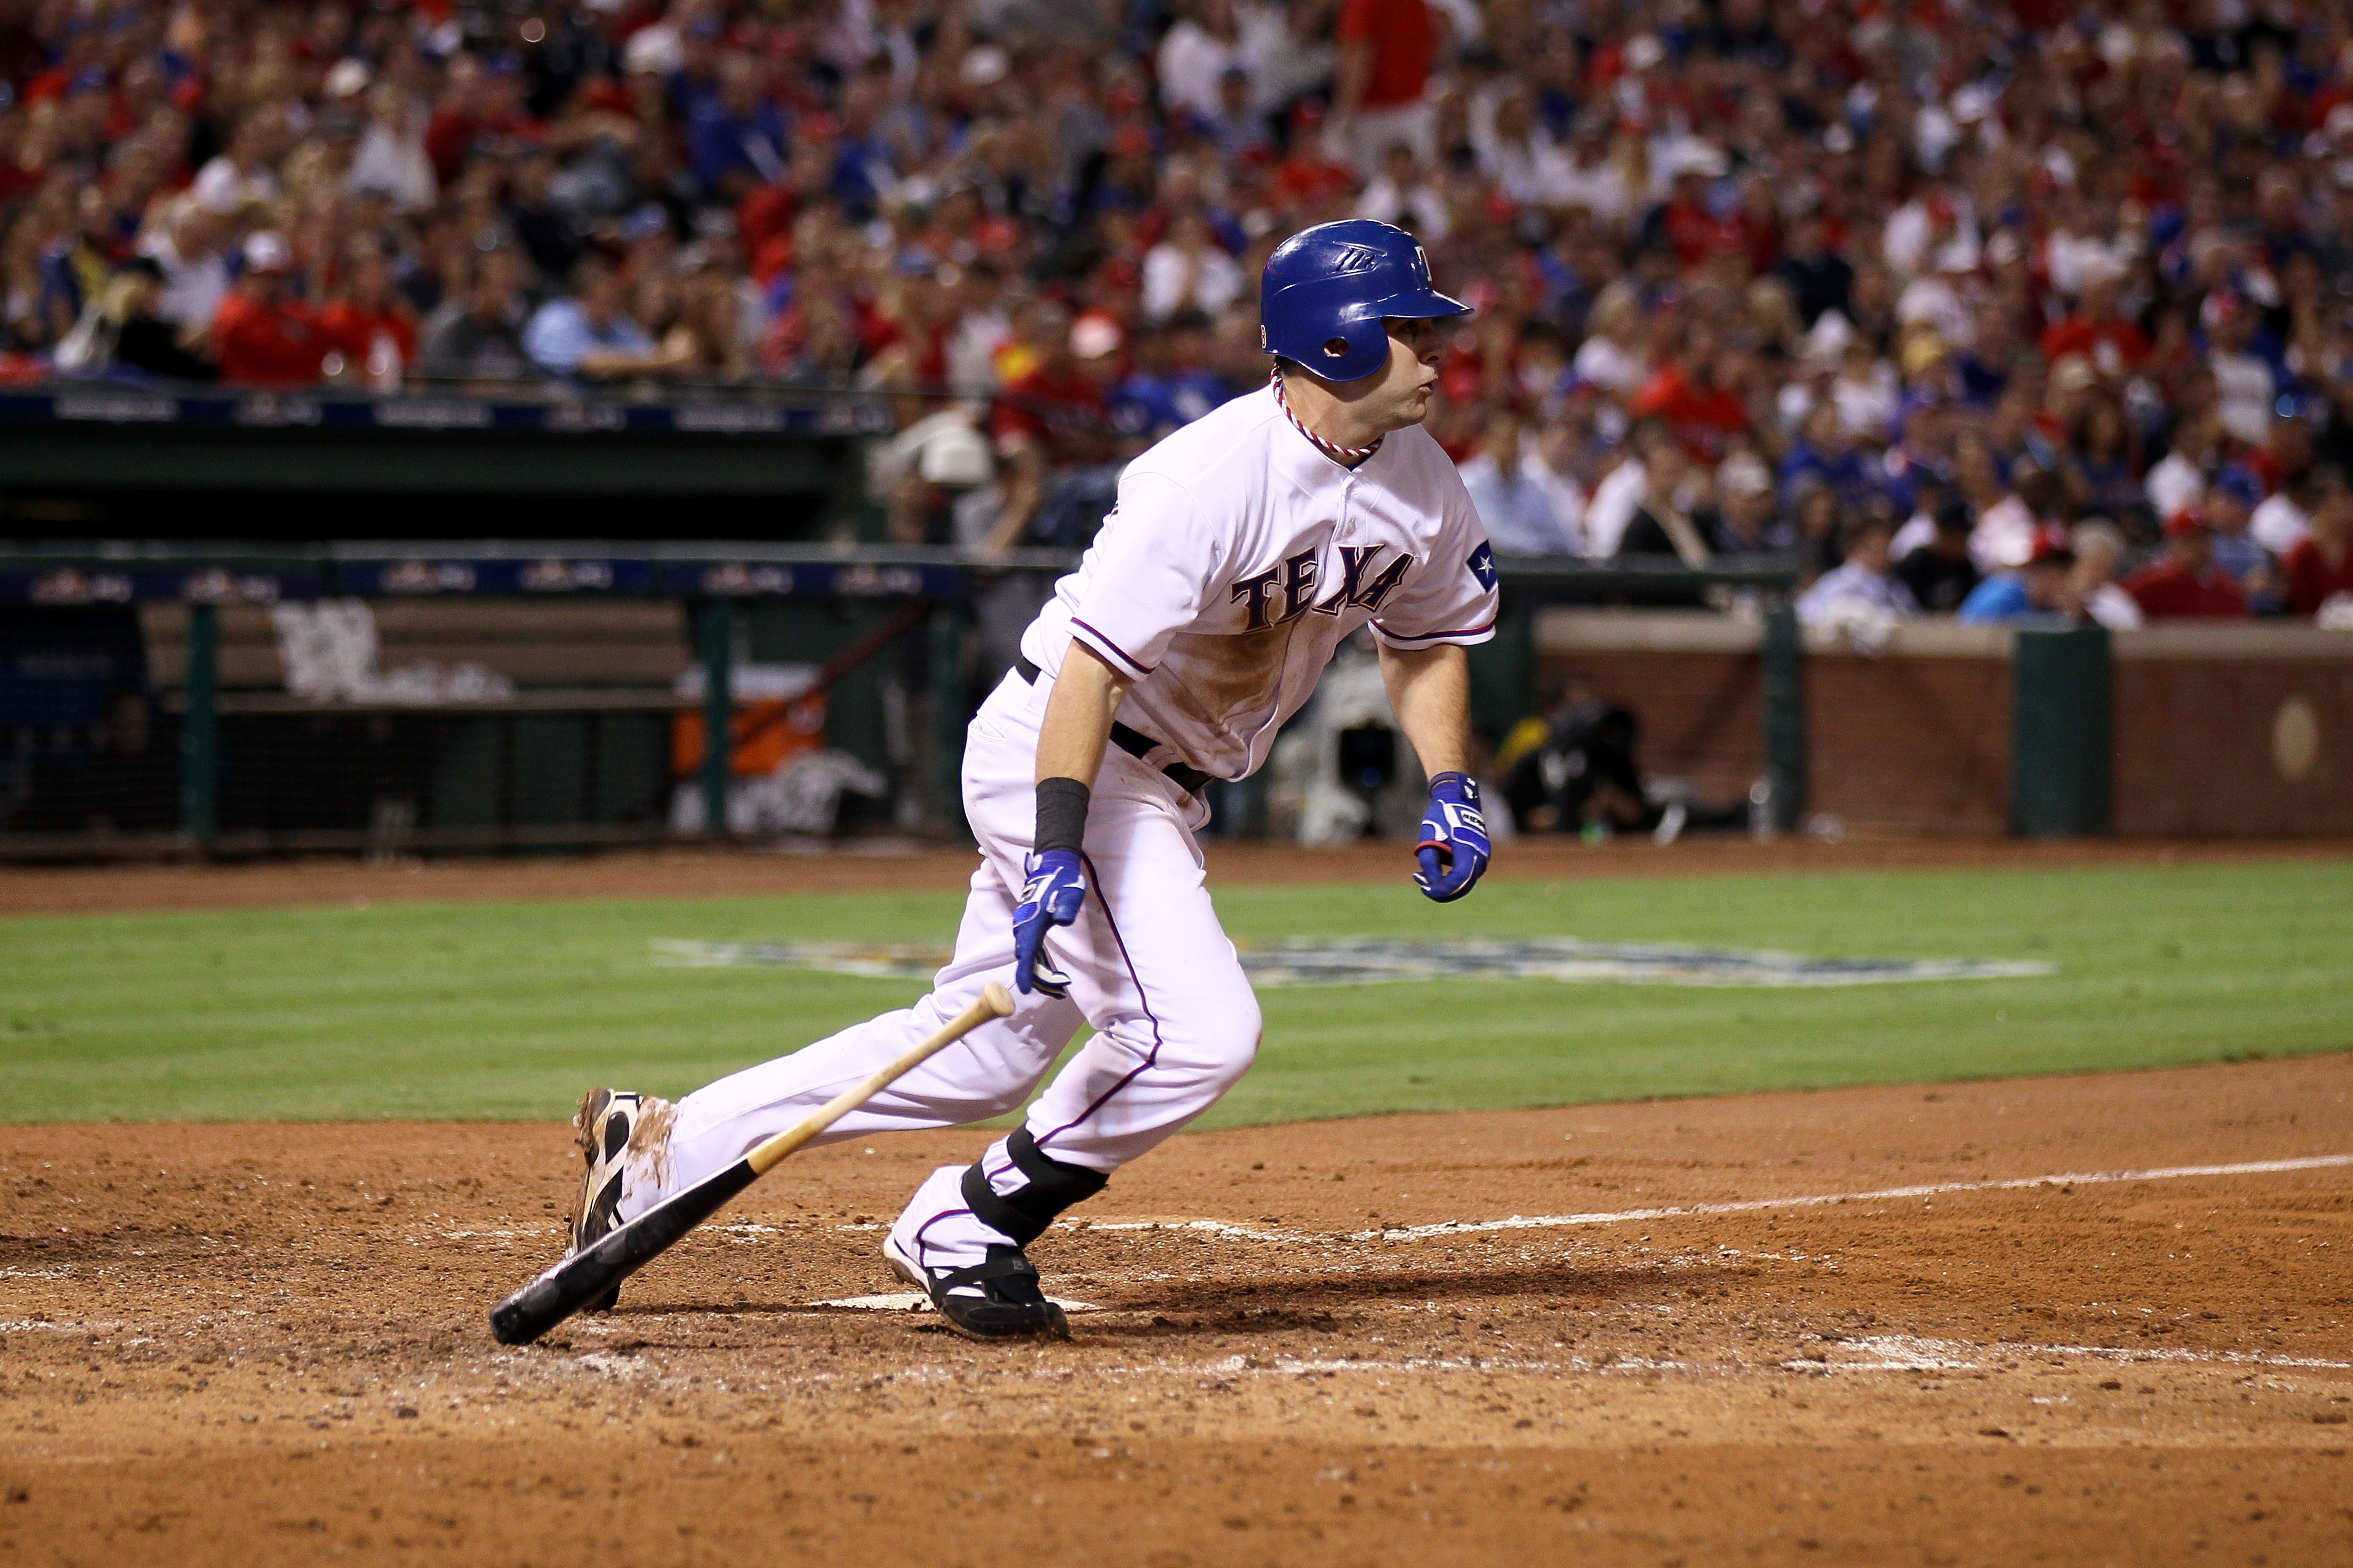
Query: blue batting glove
1011 848 1087 996
1413 773 1492 904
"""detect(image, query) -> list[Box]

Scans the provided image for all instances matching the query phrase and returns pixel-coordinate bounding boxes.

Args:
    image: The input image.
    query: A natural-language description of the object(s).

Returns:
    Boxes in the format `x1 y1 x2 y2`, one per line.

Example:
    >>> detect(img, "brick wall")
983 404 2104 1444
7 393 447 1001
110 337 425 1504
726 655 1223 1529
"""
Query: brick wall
1535 613 2353 838
1534 616 2015 834
1806 654 2010 834
2112 637 2353 836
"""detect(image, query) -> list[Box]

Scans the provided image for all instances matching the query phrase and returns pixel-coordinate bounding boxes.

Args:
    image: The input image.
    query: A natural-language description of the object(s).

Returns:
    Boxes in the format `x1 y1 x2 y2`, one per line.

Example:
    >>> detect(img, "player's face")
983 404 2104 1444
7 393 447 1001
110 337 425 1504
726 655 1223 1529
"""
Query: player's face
1372 316 1447 429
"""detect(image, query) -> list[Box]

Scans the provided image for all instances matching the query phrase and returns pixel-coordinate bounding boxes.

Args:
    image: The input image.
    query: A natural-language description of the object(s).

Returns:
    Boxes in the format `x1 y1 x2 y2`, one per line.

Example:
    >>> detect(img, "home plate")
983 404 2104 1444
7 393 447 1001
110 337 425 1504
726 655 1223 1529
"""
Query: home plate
814 1292 1100 1313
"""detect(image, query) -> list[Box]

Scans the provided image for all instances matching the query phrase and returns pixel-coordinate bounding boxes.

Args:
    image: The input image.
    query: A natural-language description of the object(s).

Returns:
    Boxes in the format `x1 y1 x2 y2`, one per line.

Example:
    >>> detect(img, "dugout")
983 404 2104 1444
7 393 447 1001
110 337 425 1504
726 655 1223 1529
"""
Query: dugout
0 544 1060 858
0 383 970 856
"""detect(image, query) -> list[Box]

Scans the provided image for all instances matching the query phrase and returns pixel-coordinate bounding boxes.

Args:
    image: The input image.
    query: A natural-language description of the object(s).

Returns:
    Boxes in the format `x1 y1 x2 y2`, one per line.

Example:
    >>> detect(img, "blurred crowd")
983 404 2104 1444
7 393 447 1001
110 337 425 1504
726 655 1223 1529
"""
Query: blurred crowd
5 0 2353 618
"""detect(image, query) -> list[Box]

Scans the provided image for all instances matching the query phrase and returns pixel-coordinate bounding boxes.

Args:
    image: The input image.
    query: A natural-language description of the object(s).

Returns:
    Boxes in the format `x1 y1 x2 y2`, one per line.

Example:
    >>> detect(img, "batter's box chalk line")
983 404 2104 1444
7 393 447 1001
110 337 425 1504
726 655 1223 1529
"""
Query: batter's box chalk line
1786 1334 2353 1375
760 1155 2353 1315
1028 1154 2353 1249
650 936 2057 989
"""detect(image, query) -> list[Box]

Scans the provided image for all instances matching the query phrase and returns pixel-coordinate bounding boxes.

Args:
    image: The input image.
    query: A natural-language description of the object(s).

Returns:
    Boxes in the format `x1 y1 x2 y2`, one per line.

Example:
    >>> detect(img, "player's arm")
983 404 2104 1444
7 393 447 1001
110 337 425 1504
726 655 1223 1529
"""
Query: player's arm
1378 641 1472 777
1378 641 1492 904
1035 641 1133 787
1011 643 1135 997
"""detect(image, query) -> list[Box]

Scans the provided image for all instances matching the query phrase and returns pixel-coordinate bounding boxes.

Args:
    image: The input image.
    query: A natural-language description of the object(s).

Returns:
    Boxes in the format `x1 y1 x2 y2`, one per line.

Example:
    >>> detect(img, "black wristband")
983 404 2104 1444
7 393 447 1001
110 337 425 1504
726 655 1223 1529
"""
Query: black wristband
1035 776 1091 854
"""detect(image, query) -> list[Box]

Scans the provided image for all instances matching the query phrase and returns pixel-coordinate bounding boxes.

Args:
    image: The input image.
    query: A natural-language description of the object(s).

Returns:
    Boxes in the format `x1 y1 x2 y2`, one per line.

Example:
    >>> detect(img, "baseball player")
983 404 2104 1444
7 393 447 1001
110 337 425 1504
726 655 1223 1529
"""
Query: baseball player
569 218 1500 1339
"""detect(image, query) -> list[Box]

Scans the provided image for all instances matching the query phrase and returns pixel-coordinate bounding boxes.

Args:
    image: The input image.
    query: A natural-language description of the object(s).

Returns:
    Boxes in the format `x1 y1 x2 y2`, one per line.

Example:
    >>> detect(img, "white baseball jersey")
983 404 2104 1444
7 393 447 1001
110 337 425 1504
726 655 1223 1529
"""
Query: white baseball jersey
1019 382 1500 782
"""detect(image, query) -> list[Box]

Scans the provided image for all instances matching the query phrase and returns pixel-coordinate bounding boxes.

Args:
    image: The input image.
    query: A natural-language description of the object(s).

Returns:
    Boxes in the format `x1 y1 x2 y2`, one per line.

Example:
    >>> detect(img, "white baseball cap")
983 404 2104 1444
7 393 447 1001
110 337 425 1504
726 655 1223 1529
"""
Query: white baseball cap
242 231 293 274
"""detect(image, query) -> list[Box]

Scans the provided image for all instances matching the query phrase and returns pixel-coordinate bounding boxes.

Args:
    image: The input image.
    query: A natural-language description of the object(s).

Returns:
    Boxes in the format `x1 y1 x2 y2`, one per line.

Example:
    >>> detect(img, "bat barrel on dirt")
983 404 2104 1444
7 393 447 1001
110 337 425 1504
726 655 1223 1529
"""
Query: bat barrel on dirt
490 981 1016 1346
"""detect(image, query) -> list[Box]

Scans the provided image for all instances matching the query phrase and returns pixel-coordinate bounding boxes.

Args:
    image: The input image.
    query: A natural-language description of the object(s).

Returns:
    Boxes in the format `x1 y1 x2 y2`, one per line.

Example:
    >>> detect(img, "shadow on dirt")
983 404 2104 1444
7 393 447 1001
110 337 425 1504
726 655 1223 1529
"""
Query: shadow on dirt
1087 1261 1656 1326
558 1259 1656 1340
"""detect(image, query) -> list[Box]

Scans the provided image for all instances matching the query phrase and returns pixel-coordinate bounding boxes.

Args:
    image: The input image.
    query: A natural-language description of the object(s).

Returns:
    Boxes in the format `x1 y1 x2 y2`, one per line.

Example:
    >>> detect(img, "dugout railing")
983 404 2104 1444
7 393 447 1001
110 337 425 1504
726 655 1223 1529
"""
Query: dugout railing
0 541 1806 862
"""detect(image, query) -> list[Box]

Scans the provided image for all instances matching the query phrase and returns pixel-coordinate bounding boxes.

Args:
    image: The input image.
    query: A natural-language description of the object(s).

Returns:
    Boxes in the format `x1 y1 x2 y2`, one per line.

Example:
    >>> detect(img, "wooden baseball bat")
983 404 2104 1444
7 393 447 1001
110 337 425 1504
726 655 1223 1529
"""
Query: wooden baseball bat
490 981 1017 1345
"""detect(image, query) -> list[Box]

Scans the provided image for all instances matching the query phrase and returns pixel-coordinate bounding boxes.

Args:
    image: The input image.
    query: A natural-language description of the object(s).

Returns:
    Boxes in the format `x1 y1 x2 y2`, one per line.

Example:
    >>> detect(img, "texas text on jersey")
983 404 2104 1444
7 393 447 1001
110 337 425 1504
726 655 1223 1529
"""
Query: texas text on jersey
1020 379 1500 784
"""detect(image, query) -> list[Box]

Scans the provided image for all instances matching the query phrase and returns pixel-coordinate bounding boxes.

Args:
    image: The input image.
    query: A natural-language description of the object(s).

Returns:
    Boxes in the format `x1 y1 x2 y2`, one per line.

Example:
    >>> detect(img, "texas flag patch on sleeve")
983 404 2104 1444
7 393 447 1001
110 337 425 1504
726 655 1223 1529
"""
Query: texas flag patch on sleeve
1467 541 1498 591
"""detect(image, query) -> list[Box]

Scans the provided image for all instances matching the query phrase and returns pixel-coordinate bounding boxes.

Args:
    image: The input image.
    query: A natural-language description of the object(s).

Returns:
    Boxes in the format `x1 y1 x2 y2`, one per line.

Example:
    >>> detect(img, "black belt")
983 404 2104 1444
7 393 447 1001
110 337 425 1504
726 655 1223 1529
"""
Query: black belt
1014 656 1213 796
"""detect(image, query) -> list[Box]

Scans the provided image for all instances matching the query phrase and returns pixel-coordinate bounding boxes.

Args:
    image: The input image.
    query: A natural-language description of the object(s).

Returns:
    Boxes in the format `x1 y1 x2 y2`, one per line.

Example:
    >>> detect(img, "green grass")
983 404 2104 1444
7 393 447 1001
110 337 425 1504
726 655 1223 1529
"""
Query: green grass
1 862 2346 1125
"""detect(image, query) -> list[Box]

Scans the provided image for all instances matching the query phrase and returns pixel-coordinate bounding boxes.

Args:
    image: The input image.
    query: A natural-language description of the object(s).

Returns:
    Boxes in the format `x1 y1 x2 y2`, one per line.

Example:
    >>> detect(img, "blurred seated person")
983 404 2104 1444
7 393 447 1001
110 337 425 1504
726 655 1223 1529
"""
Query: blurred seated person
2205 464 2284 611
108 257 217 381
1523 414 1591 554
1458 407 1574 555
1109 318 1230 444
1777 400 1869 513
984 304 1123 552
1894 498 1981 613
523 256 662 378
2282 465 2353 620
1959 527 2080 624
2123 508 2251 619
1713 452 1790 555
2069 518 2144 630
318 243 418 387
417 248 533 383
877 401 994 545
1796 514 1919 624
1498 682 1747 842
1790 478 1844 581
212 231 327 387
1615 424 1717 564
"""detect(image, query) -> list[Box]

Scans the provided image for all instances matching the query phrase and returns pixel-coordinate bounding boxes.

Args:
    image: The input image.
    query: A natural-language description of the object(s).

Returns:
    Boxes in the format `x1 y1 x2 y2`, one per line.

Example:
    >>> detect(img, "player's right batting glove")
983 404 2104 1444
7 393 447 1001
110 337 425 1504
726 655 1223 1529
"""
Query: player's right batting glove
1011 848 1086 997
1414 772 1492 904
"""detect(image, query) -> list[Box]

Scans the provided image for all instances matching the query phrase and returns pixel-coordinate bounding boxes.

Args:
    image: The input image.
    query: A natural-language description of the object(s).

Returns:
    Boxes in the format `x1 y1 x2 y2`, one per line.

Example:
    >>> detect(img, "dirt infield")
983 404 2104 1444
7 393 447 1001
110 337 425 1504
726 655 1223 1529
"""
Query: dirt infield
3 1054 2347 1566
5 834 2350 916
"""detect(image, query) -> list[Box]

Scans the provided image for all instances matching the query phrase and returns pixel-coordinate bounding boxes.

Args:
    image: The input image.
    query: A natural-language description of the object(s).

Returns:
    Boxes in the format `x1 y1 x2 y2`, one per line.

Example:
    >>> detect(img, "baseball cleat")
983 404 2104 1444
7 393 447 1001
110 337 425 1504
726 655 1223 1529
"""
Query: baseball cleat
569 1087 649 1314
884 1232 1070 1342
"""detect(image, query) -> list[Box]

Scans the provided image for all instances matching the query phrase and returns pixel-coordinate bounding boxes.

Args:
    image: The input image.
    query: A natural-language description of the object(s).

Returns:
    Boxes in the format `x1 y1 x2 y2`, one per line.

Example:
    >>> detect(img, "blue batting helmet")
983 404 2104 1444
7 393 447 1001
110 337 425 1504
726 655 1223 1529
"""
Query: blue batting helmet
1259 219 1471 382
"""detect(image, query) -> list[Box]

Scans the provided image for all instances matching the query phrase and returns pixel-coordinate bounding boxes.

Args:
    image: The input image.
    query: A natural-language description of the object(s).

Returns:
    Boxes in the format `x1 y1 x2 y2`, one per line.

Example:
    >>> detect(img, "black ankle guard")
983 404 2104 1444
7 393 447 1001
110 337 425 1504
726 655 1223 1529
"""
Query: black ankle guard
959 1126 1110 1246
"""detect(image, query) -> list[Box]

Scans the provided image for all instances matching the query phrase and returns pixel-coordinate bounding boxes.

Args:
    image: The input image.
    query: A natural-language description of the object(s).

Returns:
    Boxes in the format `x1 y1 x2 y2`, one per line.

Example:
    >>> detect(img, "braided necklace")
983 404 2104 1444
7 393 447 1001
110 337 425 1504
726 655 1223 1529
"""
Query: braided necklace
1270 369 1382 465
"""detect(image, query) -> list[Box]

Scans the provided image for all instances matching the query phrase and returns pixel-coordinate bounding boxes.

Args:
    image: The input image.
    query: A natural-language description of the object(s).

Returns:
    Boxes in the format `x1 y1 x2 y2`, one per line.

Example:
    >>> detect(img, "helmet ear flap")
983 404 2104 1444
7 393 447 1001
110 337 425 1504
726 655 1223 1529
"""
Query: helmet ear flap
1275 312 1387 382
1322 314 1393 381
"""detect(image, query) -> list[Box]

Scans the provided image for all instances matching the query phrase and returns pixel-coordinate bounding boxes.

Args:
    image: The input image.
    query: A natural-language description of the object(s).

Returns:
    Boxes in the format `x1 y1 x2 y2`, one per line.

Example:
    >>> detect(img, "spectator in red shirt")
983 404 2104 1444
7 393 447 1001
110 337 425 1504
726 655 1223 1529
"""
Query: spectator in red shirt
2038 270 2151 382
1628 324 1750 463
318 246 419 388
1650 152 1741 268
423 56 538 188
1277 102 1363 218
2282 466 2353 619
2124 508 2252 619
1332 0 1437 174
985 303 1119 552
212 232 329 388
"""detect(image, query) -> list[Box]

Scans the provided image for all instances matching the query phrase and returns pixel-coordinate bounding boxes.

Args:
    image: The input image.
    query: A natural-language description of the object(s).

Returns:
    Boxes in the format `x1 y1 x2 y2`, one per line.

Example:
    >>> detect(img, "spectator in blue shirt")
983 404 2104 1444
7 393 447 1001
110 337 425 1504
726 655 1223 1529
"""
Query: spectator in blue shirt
2205 463 2282 609
1779 401 1870 513
1958 531 2079 623
1460 408 1575 556
688 56 788 202
523 257 662 378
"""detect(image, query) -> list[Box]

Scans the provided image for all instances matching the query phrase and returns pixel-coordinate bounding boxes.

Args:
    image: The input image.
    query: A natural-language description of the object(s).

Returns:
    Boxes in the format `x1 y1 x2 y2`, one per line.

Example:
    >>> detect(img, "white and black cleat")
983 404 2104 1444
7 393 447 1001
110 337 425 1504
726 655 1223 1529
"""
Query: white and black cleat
569 1087 645 1314
884 1233 1070 1342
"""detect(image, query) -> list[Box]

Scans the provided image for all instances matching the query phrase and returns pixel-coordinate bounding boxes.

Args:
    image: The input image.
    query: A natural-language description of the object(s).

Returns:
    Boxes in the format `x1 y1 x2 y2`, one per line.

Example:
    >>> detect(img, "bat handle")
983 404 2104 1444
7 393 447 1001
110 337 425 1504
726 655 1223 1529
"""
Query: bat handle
743 981 1016 1177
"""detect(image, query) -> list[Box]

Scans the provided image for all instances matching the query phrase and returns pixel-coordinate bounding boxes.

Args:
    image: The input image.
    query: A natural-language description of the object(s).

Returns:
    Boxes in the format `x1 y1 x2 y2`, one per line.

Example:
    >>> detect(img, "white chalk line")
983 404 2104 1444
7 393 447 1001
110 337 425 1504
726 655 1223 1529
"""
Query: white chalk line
1040 1154 2353 1247
0 1320 124 1333
1360 1153 2353 1240
1789 1333 2353 1375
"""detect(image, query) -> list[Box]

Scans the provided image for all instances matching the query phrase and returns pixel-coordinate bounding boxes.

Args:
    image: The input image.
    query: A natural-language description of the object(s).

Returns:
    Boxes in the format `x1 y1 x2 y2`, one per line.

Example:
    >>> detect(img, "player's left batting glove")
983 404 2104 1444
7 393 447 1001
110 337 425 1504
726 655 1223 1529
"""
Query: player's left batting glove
1011 848 1087 997
1413 772 1492 904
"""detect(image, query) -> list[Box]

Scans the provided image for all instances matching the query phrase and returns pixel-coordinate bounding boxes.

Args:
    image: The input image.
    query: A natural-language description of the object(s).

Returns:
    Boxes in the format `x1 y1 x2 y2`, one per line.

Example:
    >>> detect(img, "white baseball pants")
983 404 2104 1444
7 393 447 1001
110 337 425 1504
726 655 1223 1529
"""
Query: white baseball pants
617 668 1263 1270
